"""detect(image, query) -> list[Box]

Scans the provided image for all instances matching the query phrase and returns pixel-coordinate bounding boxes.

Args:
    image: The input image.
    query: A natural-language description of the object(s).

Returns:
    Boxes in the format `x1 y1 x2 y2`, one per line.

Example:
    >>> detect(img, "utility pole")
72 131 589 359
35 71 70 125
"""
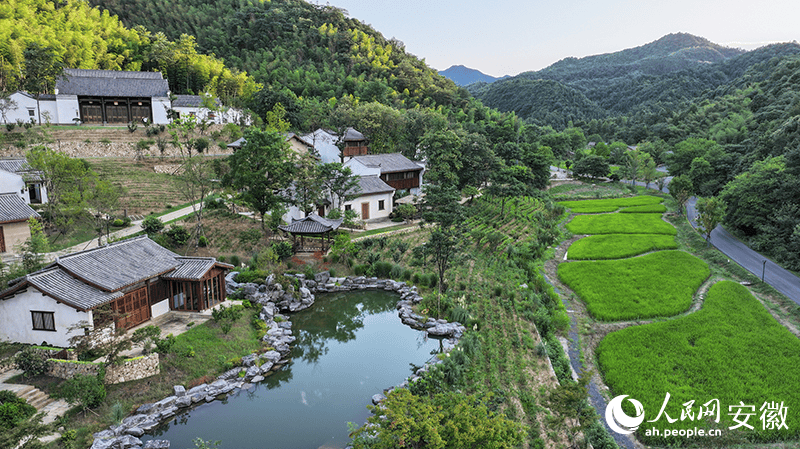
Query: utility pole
762 259 767 283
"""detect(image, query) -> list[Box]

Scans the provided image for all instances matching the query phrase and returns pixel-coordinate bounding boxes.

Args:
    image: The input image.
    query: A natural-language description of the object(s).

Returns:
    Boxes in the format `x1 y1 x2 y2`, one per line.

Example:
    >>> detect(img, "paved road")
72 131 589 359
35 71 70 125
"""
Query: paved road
685 197 800 305
46 203 201 262
630 171 800 305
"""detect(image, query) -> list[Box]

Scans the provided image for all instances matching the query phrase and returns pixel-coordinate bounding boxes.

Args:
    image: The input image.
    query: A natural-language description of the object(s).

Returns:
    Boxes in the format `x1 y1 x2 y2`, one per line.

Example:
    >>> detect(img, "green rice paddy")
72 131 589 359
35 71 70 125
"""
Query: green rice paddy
567 234 678 260
558 196 663 213
557 251 709 320
597 281 800 444
566 213 677 235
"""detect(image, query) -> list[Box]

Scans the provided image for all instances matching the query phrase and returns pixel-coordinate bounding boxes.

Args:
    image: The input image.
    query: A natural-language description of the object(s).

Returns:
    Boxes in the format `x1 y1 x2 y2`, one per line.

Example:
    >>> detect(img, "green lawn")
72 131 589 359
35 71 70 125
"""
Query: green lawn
597 281 800 445
557 251 709 320
558 196 663 214
567 234 678 260
566 213 677 235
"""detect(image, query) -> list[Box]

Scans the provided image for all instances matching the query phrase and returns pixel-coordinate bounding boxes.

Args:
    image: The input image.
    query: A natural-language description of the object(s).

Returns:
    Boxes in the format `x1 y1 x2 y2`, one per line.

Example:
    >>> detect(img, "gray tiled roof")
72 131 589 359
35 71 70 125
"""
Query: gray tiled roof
343 127 365 142
172 95 221 108
27 267 123 311
348 153 422 174
279 214 343 235
54 236 181 291
0 193 40 224
56 68 169 98
0 158 44 181
348 175 394 196
162 258 214 281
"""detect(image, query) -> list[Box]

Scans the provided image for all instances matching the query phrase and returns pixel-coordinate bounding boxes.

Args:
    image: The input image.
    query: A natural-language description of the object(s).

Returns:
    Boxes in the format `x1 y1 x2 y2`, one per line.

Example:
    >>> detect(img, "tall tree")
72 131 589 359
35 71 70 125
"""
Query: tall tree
320 162 360 211
21 43 64 125
486 164 534 219
223 128 294 234
695 196 727 243
291 153 326 217
668 174 693 216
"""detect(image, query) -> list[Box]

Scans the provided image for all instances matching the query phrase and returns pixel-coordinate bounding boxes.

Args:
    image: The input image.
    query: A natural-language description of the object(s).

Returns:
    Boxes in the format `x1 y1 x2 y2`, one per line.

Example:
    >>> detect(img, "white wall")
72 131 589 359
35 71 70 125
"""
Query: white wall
55 94 80 125
151 299 169 319
343 191 394 220
302 129 340 164
152 97 171 124
0 171 25 198
0 287 92 347
4 92 40 124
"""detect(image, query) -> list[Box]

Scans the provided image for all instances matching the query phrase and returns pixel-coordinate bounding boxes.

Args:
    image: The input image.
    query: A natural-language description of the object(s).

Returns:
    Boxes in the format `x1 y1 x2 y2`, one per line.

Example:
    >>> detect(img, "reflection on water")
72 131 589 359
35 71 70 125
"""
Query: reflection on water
144 290 440 449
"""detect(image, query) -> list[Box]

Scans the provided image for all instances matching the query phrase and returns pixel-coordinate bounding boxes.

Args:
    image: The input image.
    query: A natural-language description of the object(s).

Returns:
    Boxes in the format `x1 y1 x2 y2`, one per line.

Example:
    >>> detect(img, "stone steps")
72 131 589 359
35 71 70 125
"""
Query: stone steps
16 385 56 410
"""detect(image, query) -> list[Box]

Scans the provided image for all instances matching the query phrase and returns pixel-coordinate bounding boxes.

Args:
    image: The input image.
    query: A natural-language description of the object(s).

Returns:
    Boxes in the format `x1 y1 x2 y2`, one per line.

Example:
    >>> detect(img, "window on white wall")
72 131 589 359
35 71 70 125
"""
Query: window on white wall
31 311 55 331
378 200 385 210
27 109 35 117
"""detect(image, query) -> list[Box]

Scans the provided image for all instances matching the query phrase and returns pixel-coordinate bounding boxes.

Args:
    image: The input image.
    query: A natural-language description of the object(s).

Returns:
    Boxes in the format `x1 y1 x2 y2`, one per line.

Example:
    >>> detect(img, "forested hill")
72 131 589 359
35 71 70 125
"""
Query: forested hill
469 34 800 129
438 65 505 86
87 0 464 117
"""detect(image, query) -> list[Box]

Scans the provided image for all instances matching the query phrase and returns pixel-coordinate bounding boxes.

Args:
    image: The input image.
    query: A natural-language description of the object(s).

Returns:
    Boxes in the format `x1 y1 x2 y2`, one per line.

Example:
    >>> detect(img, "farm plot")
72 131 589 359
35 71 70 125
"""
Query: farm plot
619 203 667 213
567 234 677 260
557 251 709 320
566 213 677 235
597 281 800 445
558 196 663 213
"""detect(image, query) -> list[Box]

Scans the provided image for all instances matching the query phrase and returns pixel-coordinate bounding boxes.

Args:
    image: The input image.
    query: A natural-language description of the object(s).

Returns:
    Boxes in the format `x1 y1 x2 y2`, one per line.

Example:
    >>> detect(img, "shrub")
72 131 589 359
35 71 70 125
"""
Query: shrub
204 197 226 210
142 216 165 235
57 374 106 410
389 264 403 279
353 264 369 276
272 241 293 260
154 334 176 353
127 122 138 133
165 225 191 246
198 236 209 247
14 347 48 377
374 261 393 278
229 255 241 268
0 391 36 428
235 268 266 284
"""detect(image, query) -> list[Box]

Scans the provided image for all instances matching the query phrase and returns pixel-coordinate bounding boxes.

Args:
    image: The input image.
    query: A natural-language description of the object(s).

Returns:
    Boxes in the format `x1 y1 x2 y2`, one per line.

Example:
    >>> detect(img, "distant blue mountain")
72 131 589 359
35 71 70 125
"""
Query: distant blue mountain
438 65 506 86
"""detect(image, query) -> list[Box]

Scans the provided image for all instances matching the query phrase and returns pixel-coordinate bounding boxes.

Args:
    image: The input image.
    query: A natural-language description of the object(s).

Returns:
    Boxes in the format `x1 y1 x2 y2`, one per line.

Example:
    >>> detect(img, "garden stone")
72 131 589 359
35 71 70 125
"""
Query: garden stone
159 406 178 419
173 385 185 397
242 283 258 298
314 271 330 284
190 393 205 403
122 414 149 428
371 393 386 405
251 375 264 383
117 435 143 448
175 395 192 408
265 273 275 285
135 403 155 414
186 384 208 396
143 440 170 449
125 427 145 437
242 354 258 367
246 365 261 378
260 361 274 372
261 350 281 362
154 396 176 409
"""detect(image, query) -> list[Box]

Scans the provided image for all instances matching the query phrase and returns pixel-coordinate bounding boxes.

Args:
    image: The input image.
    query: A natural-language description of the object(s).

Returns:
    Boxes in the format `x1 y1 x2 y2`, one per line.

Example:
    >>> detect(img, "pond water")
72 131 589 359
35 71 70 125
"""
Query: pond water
143 290 441 449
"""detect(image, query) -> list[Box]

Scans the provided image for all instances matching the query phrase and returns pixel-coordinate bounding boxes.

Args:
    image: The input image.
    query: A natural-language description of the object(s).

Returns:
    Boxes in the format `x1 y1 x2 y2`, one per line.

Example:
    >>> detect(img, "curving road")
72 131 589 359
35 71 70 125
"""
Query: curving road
640 168 800 305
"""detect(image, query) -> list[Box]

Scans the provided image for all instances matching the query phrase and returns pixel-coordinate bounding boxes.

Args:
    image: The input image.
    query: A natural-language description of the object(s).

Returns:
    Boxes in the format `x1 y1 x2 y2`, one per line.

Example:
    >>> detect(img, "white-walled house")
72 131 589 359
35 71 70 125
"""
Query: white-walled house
301 128 368 164
171 94 250 125
342 175 395 221
0 236 232 347
343 153 424 195
3 68 171 125
0 159 48 205
0 193 40 256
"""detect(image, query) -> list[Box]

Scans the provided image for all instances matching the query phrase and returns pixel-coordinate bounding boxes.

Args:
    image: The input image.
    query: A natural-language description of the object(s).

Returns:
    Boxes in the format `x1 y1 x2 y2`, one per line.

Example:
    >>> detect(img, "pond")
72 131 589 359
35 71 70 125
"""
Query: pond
143 290 442 449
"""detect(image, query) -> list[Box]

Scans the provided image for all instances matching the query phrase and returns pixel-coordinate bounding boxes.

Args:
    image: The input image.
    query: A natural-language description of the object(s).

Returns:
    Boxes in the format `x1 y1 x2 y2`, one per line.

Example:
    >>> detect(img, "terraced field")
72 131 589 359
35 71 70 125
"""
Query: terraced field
557 195 800 446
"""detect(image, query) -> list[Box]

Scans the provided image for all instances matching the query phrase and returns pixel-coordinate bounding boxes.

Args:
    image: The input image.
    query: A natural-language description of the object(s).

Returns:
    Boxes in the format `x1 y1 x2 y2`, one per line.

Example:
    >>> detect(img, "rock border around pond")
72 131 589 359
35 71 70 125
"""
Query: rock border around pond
91 271 465 449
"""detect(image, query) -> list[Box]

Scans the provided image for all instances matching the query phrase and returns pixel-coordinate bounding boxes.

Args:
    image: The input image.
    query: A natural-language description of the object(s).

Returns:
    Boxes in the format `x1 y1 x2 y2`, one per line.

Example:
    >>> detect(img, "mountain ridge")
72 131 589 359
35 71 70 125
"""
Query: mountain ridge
438 65 507 86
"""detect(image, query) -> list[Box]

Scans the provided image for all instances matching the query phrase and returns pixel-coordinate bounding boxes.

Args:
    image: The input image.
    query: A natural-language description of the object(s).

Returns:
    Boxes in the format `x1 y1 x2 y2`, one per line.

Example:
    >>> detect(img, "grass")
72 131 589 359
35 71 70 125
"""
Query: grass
567 234 678 260
558 196 663 213
619 203 667 213
597 281 800 445
89 158 189 215
350 222 416 239
557 251 710 321
566 213 677 235
548 181 650 200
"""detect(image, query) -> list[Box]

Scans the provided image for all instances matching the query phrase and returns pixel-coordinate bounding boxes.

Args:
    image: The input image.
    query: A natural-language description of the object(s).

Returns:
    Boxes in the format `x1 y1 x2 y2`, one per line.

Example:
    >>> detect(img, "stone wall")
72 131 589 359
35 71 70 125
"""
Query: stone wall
0 141 235 159
105 354 160 384
46 353 159 385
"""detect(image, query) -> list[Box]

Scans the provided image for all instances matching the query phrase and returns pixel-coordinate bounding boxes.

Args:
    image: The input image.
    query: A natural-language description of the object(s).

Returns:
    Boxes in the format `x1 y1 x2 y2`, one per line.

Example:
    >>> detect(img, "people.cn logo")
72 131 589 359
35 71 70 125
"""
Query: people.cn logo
605 395 646 434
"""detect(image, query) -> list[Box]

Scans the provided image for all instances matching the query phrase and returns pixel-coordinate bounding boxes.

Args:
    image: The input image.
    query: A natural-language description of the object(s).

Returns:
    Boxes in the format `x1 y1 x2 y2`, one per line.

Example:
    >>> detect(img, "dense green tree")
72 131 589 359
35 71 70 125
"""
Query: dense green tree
571 155 609 180
21 43 64 125
223 128 294 233
695 196 727 243
486 164 535 218
668 174 693 215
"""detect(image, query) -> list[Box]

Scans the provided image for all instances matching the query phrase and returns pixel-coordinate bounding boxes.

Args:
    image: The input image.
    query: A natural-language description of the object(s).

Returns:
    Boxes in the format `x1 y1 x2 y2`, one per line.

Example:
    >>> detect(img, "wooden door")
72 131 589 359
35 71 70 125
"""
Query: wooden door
0 226 5 253
80 104 102 123
115 286 150 329
361 202 370 220
105 105 128 123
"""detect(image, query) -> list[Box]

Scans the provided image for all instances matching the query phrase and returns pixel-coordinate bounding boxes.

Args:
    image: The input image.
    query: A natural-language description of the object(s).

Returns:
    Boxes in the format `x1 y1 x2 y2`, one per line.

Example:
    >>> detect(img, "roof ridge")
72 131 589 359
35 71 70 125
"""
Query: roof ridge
57 235 150 261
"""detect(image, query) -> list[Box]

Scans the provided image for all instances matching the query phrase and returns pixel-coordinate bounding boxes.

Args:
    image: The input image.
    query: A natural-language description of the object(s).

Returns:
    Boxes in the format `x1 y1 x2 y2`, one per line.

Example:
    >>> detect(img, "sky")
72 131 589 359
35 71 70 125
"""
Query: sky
325 0 800 77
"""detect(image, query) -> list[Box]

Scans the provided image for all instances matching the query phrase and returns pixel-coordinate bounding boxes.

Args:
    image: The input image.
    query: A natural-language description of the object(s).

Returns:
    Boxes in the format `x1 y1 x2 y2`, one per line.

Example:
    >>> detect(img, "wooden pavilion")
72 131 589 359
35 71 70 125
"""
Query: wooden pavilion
278 214 343 253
